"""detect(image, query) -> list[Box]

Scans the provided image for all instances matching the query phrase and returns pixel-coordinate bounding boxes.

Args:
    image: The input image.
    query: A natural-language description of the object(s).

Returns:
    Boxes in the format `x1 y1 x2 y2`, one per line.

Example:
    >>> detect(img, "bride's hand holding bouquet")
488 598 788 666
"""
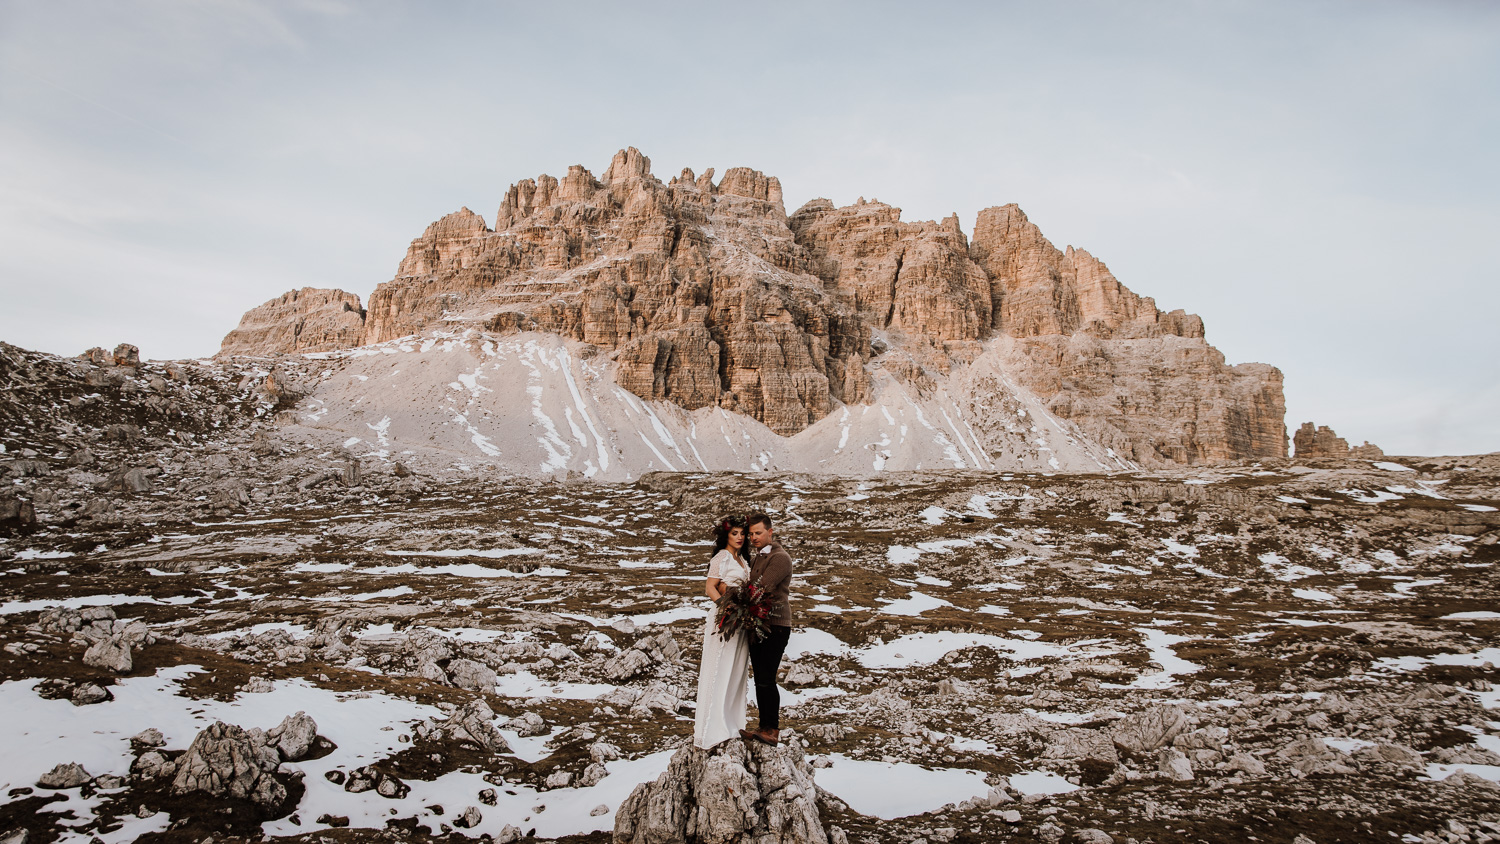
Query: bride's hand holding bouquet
714 577 781 643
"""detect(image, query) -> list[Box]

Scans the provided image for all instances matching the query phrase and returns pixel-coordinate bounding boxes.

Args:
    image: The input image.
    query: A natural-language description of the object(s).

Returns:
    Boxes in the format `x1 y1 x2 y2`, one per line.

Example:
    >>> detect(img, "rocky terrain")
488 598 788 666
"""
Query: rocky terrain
2 338 1500 843
1295 423 1386 461
218 147 1285 471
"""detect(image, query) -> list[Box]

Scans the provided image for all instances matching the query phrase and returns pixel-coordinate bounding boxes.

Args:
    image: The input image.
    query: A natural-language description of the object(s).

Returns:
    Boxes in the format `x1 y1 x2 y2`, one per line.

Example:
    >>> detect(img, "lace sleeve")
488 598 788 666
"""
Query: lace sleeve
706 550 723 579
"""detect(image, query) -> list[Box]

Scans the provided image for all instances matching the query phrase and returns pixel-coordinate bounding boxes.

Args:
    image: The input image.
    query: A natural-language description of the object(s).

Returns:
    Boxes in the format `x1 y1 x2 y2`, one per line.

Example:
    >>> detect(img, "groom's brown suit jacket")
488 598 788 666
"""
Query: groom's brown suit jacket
750 540 793 627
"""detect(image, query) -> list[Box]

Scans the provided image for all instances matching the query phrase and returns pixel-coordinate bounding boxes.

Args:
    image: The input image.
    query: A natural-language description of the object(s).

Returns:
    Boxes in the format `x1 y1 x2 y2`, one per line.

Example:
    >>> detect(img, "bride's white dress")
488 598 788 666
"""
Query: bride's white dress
693 548 751 749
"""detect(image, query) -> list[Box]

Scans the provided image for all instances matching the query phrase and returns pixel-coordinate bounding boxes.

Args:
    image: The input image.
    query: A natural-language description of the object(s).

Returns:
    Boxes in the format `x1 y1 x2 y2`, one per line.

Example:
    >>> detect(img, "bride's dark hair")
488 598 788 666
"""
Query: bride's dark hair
711 514 752 563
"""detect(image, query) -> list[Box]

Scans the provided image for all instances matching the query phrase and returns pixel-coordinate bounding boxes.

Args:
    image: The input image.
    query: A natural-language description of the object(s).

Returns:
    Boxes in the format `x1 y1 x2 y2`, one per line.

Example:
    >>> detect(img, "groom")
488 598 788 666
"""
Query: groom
742 511 793 746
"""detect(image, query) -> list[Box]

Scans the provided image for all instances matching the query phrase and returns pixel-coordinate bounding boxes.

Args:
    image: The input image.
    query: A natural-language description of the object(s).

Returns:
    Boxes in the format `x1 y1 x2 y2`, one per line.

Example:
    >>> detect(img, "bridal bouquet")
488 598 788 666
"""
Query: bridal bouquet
714 577 782 643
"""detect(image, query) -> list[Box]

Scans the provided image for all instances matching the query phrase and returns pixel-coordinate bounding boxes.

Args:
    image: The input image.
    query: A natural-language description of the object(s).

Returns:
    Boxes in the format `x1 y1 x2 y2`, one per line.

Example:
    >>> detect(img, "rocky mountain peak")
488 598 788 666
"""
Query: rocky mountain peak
219 147 1287 468
602 145 652 185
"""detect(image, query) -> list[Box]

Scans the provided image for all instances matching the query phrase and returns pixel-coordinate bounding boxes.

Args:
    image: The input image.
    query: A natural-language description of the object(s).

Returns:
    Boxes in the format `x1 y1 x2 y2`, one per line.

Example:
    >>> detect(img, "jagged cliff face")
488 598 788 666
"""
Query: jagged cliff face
363 149 868 437
1294 422 1384 460
219 288 366 357
219 147 1286 467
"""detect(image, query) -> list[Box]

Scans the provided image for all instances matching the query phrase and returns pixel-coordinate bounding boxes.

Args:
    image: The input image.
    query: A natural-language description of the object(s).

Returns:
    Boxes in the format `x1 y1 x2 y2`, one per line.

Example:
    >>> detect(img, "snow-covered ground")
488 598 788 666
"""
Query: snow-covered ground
286 330 1132 481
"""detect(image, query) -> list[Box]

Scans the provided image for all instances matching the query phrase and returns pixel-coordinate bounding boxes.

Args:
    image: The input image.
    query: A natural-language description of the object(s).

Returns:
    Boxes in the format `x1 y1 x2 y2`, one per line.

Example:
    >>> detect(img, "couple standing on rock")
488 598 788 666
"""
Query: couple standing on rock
692 512 794 749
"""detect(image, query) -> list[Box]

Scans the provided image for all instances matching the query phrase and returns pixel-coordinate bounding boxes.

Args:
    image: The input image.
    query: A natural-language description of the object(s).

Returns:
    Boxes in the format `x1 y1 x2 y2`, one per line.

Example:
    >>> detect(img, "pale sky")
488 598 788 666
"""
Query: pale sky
2 1 1496 456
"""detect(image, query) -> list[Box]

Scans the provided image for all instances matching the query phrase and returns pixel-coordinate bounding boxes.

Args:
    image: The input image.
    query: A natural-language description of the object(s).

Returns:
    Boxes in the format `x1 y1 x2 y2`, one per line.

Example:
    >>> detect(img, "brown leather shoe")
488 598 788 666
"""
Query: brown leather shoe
750 729 780 746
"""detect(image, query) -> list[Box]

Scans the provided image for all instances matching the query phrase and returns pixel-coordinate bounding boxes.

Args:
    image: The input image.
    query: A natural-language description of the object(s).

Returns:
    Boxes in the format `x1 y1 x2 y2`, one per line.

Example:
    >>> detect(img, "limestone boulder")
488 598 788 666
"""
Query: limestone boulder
1110 705 1190 753
267 711 318 761
37 763 91 789
447 658 498 692
614 735 829 844
422 698 511 754
170 721 287 809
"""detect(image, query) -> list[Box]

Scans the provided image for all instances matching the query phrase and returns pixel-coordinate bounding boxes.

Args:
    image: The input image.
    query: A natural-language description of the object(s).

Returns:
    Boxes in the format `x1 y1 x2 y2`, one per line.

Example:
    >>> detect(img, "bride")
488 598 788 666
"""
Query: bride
693 514 752 749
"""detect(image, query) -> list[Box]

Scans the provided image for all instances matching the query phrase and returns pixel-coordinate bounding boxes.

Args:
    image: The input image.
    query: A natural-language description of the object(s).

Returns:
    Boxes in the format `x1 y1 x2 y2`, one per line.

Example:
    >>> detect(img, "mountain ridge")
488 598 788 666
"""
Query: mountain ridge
218 147 1285 474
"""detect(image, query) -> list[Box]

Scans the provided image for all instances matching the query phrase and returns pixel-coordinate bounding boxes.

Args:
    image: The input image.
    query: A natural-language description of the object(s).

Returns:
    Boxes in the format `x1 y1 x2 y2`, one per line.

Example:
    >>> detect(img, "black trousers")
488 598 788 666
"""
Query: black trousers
748 624 792 730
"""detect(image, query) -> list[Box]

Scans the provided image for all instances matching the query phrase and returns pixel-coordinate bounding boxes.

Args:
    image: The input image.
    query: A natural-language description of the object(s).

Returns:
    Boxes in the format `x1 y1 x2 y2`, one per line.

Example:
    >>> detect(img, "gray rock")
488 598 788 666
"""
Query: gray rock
545 770 573 788
1172 726 1227 751
209 479 250 511
343 766 377 793
37 763 91 789
453 806 482 828
1278 737 1332 759
435 698 511 753
447 658 498 691
603 631 680 681
496 825 524 843
1227 752 1266 776
603 648 654 682
1111 705 1190 753
112 467 152 493
70 683 111 705
79 497 121 524
1156 747 1194 781
1044 728 1119 765
0 828 29 844
83 636 133 673
631 681 683 715
580 762 609 787
614 735 827 844
935 677 977 697
1074 831 1114 844
267 711 318 761
131 728 166 747
783 664 819 686
1354 743 1424 768
590 740 622 763
1432 745 1500 766
170 721 286 808
508 711 548 738
416 660 449 684
591 803 610 816
131 750 176 781
375 772 409 799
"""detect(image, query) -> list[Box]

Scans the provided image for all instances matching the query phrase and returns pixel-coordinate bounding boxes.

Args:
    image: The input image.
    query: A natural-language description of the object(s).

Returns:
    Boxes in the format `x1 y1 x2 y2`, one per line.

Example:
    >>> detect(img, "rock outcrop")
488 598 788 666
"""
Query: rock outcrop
220 148 1286 464
1294 422 1384 460
171 721 288 809
613 736 830 844
218 288 366 357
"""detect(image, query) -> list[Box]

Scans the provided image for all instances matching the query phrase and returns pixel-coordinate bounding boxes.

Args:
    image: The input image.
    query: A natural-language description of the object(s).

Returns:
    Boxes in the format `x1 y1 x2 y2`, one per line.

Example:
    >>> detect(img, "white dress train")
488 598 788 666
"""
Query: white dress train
693 548 751 749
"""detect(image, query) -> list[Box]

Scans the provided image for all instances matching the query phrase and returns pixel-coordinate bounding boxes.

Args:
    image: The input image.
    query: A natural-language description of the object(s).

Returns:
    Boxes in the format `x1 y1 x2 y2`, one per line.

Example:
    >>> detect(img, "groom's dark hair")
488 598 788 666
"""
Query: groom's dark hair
748 512 773 531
